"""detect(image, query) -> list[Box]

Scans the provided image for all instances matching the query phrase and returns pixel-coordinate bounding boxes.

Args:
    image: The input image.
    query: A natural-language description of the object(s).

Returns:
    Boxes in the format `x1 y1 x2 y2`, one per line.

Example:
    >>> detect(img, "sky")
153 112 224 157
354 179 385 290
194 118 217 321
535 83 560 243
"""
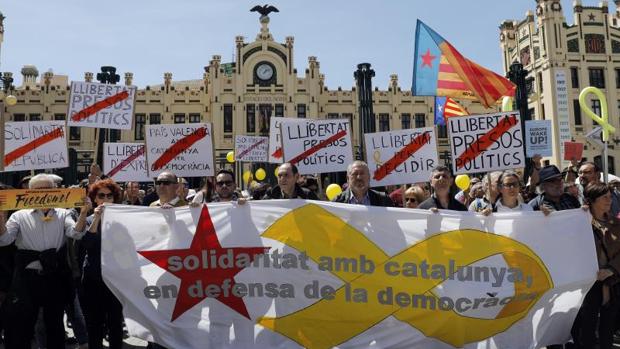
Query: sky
0 0 607 90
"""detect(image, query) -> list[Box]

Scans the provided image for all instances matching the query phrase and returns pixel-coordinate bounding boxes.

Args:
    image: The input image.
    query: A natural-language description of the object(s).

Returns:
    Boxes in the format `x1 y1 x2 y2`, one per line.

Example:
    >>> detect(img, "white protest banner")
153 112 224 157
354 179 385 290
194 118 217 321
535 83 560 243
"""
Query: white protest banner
146 123 214 178
4 121 68 171
103 143 151 182
449 111 525 175
525 120 552 157
68 81 136 130
364 127 438 187
235 135 268 162
280 118 353 175
103 202 595 349
268 117 306 164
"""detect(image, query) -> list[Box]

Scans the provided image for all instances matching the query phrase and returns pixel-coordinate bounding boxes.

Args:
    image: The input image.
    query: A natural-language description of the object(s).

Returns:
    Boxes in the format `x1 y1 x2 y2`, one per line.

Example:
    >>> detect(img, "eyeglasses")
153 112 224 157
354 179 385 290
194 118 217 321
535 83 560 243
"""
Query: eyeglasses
502 182 520 189
216 180 234 187
96 192 114 199
405 197 417 203
155 180 175 186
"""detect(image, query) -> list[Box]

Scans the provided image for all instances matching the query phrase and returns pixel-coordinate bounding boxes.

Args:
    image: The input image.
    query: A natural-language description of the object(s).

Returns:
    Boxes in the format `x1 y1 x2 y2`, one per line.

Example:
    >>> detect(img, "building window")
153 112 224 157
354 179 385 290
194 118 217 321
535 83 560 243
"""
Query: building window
528 108 536 120
414 113 426 128
592 100 601 125
616 69 620 89
537 72 543 93
541 104 545 120
437 125 448 138
589 68 605 88
571 67 579 88
174 113 186 124
69 127 81 141
189 113 201 123
327 113 339 119
275 104 284 117
297 104 306 118
246 104 256 133
29 114 41 121
54 114 65 121
109 130 120 142
149 114 161 125
379 114 390 131
135 114 146 140
573 100 582 126
342 113 353 127
13 114 25 121
223 104 233 133
258 104 272 134
401 113 411 129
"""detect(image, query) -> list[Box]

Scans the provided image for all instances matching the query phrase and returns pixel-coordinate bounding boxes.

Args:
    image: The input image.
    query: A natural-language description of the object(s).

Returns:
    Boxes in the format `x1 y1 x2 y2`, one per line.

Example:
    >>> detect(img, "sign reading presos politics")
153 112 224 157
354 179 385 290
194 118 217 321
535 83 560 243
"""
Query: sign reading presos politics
525 120 552 157
364 128 438 187
4 121 68 172
68 81 137 130
448 111 525 175
280 118 353 175
103 143 151 182
146 123 214 178
235 135 269 162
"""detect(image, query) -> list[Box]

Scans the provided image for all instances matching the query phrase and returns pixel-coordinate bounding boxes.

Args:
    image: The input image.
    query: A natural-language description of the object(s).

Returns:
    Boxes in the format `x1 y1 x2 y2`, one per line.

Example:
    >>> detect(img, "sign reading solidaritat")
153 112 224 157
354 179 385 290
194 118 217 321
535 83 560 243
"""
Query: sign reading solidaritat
146 123 214 178
448 111 525 175
525 120 552 157
103 143 151 182
234 135 269 162
0 188 85 211
68 81 137 130
102 202 595 349
280 119 353 175
364 128 438 187
4 121 68 172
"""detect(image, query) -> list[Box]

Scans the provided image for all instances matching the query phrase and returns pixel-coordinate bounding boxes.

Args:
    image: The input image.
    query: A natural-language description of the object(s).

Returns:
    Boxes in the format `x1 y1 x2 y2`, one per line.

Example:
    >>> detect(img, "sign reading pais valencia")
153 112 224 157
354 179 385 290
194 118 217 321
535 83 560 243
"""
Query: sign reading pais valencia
280 119 353 175
448 111 525 175
364 128 438 187
104 143 151 182
0 188 85 210
4 121 68 172
234 136 268 162
68 81 136 130
146 124 214 178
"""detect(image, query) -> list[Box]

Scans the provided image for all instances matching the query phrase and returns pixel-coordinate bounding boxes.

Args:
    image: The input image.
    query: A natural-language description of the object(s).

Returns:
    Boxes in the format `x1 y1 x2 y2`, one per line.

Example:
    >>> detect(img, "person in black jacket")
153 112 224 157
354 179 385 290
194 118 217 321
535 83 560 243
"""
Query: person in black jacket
332 161 393 207
417 166 467 211
263 163 319 200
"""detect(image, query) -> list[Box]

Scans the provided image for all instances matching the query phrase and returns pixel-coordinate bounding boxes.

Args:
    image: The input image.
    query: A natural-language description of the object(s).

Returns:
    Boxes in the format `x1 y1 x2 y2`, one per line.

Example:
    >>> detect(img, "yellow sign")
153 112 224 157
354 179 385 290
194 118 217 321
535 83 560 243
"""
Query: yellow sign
0 188 86 210
259 204 553 348
579 86 616 142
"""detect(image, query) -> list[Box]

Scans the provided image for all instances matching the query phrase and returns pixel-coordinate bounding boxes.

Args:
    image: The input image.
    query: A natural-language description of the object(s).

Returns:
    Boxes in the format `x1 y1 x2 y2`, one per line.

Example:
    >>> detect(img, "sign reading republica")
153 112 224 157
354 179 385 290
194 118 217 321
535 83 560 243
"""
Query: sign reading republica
4 121 68 172
524 120 552 157
68 81 136 130
146 123 214 177
280 119 353 175
364 128 438 187
235 135 269 162
448 111 525 175
104 143 151 182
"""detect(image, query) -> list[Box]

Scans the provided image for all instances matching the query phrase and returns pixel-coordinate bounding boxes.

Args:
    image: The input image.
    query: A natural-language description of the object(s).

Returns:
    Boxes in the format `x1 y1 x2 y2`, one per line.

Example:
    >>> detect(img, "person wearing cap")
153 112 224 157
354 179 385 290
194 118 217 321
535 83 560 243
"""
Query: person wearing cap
529 165 580 212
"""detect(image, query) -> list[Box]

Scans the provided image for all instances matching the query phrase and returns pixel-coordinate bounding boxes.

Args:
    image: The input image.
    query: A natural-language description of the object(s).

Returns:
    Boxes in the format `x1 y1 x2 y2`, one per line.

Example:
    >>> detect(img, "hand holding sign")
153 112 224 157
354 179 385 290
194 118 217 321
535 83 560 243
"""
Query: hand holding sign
579 87 616 141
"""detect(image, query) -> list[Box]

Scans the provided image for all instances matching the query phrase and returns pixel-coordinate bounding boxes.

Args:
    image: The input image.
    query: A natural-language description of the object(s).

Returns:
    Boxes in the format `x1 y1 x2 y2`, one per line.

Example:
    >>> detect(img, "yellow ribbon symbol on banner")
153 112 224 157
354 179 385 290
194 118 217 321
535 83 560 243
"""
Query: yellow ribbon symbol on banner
579 87 616 142
258 204 553 348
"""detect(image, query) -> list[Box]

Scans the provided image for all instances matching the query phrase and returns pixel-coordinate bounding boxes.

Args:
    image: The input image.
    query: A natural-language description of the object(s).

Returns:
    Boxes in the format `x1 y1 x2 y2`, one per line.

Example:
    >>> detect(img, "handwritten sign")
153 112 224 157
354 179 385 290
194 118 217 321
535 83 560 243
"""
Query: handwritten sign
68 81 136 130
235 135 268 162
146 123 214 178
525 120 552 157
268 118 305 164
104 143 151 182
280 118 353 175
448 111 525 175
564 142 584 162
365 128 438 187
4 121 68 172
0 188 85 211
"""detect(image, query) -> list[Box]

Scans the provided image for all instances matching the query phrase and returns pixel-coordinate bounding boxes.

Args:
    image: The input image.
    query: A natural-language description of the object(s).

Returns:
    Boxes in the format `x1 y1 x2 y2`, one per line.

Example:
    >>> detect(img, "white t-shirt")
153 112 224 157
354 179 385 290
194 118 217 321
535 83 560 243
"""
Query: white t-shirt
494 199 533 212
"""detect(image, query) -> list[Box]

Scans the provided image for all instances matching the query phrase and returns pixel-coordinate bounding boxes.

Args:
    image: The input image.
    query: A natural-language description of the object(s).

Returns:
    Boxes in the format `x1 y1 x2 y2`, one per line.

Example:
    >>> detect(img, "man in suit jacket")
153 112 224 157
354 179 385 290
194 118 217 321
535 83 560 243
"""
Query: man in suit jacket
332 161 393 207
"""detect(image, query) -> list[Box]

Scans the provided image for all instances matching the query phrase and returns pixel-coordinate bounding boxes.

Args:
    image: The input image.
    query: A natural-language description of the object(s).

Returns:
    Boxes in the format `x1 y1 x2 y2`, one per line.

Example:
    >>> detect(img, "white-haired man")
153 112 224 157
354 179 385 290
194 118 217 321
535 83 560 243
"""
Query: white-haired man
332 161 393 207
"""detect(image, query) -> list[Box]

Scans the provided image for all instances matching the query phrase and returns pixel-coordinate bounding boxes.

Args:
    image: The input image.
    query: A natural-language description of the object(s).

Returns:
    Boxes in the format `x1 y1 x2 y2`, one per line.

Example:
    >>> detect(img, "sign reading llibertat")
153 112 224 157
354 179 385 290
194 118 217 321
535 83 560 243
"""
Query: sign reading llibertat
68 81 137 130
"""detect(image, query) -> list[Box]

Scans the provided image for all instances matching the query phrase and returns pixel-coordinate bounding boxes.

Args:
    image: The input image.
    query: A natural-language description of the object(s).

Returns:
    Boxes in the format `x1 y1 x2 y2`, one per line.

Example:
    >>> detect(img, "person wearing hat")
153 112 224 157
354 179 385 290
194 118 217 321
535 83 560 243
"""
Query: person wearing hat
528 165 580 213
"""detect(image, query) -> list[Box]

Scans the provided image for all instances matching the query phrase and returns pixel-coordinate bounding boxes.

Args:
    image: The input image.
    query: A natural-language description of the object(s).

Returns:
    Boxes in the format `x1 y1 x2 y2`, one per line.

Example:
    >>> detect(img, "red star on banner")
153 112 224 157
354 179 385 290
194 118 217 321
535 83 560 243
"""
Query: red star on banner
138 206 268 321
420 48 436 68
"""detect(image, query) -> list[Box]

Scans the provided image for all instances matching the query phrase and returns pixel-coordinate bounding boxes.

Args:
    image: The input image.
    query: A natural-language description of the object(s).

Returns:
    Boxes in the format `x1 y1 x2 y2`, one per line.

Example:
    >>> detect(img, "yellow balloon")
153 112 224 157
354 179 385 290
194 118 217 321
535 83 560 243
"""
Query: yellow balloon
325 184 342 201
242 170 252 184
5 95 17 106
579 87 616 142
226 151 235 163
274 167 280 177
455 174 471 191
255 168 266 181
501 96 513 112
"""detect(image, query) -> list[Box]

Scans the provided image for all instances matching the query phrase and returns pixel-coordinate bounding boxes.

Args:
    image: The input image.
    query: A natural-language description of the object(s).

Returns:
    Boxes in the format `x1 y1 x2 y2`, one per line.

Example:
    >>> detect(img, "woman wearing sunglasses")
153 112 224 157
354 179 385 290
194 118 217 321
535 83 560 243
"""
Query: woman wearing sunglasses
80 179 124 349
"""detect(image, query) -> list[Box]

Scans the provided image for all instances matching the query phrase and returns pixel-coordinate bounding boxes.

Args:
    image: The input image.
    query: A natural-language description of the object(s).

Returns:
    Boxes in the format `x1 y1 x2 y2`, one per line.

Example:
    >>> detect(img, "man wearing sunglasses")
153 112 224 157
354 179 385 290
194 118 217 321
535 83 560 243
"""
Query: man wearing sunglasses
529 165 580 212
149 171 188 208
212 169 240 202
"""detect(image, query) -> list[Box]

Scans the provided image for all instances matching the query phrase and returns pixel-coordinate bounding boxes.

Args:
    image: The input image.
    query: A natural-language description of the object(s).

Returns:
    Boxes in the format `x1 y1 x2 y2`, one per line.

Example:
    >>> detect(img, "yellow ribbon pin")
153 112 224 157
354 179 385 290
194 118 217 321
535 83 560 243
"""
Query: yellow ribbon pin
579 87 616 142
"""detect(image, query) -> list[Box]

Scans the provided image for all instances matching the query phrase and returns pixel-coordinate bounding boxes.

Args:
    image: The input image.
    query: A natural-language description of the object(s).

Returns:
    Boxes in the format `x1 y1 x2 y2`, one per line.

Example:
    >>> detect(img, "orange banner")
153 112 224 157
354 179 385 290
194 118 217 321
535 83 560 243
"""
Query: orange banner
0 188 85 210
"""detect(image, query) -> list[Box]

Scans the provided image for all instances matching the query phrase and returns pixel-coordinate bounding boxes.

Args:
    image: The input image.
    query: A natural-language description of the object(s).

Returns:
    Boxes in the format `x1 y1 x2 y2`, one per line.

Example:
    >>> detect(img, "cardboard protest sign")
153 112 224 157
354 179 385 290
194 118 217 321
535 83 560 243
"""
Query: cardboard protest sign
563 142 584 162
268 117 306 164
104 143 151 182
0 188 85 211
68 81 136 130
4 121 68 172
235 135 269 162
448 111 525 175
364 128 438 187
280 118 353 175
524 120 552 157
146 123 214 178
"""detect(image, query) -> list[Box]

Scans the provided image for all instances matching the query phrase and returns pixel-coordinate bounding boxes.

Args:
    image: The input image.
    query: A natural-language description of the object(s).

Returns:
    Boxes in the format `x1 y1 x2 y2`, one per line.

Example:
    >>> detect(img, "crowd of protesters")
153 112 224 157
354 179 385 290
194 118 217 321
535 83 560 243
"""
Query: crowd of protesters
0 157 616 348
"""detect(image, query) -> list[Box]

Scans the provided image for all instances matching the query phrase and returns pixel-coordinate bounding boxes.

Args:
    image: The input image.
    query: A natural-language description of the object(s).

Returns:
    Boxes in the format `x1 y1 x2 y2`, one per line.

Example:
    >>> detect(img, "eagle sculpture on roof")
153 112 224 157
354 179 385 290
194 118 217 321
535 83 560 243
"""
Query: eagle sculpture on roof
250 4 279 18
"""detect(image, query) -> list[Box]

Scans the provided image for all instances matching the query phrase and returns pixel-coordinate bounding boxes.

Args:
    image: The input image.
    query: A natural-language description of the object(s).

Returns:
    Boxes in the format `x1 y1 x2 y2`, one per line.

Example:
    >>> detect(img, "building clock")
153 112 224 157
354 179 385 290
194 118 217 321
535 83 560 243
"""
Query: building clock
253 61 276 86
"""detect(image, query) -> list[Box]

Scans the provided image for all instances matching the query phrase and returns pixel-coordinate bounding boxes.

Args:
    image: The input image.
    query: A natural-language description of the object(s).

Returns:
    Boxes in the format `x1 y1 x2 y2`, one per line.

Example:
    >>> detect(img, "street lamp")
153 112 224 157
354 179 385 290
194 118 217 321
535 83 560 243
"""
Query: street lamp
0 72 15 105
94 66 120 168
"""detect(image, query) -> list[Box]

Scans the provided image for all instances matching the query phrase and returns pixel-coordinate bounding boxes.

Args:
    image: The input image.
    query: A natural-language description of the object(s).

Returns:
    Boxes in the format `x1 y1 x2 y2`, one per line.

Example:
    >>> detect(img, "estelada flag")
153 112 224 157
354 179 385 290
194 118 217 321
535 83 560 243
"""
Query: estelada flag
435 96 469 126
412 20 515 108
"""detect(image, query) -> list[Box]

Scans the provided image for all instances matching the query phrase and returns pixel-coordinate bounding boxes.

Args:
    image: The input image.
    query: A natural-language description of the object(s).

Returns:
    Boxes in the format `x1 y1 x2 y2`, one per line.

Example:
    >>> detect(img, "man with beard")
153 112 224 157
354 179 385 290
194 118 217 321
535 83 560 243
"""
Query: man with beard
418 166 467 211
529 165 580 212
332 161 393 207
578 161 620 217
